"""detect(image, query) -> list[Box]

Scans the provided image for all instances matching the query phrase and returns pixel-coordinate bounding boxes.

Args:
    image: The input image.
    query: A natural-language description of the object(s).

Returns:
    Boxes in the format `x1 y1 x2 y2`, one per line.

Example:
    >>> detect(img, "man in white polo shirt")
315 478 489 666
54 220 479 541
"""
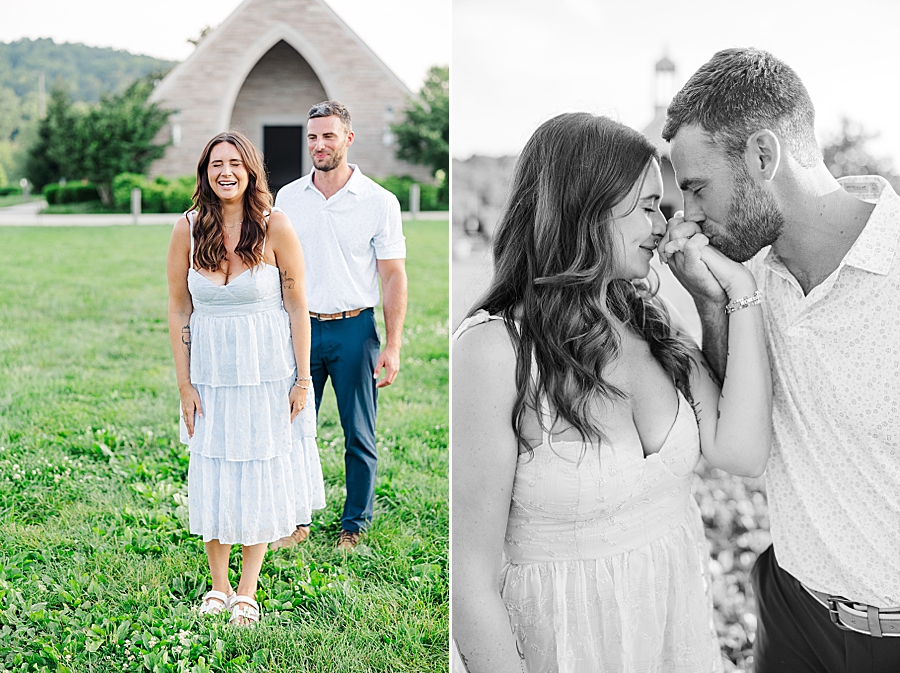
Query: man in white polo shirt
272 100 408 551
660 48 900 672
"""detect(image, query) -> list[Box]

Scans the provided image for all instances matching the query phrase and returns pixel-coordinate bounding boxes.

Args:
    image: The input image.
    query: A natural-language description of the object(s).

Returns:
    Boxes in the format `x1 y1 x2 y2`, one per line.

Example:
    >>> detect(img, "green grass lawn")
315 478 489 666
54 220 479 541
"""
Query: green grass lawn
0 220 449 672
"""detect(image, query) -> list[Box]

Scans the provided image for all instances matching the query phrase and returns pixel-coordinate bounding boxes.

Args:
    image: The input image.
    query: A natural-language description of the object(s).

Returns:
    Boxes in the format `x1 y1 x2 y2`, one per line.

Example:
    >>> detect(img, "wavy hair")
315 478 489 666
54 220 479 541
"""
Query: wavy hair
472 113 695 451
190 131 273 272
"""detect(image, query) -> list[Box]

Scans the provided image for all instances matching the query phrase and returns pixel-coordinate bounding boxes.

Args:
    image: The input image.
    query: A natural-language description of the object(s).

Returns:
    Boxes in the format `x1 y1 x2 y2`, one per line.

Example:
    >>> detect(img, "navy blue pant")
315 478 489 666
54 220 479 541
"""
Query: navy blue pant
751 545 900 673
309 309 380 533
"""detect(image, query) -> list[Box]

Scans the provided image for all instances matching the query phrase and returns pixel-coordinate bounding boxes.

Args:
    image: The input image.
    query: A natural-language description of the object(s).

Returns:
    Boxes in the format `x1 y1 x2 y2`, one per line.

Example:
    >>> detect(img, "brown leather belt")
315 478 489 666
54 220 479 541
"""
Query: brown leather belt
802 584 900 637
309 308 366 321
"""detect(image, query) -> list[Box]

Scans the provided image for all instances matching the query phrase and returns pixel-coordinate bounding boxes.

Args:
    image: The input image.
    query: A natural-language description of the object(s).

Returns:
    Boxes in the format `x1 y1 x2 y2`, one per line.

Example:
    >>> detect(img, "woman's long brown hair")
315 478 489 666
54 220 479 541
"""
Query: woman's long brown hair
471 113 695 453
190 131 273 272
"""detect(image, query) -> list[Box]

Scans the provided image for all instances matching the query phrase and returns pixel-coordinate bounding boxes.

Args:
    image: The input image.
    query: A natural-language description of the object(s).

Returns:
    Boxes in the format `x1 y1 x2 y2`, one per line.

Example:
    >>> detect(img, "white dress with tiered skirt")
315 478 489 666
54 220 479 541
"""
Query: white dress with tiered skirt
456 311 722 673
180 211 325 545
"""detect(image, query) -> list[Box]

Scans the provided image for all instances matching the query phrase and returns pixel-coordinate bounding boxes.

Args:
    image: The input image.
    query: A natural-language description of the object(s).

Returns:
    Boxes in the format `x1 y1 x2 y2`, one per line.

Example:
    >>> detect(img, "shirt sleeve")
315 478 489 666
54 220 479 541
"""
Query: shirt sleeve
373 192 406 259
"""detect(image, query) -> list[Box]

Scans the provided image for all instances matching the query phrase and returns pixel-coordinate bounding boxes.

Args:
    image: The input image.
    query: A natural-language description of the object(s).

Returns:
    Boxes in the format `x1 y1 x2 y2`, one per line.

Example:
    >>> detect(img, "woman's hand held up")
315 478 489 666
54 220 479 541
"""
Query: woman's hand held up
661 213 728 307
696 238 757 299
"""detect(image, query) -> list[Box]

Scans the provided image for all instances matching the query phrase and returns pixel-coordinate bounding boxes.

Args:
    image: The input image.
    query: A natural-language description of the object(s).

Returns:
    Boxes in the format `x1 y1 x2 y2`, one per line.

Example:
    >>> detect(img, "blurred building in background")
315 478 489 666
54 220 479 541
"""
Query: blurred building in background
149 0 430 192
640 54 681 221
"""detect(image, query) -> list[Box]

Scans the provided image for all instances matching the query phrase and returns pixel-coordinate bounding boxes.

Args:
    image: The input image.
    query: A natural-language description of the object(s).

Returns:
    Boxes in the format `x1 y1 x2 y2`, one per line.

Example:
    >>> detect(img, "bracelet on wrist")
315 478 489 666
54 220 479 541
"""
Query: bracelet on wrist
725 289 762 314
293 381 311 389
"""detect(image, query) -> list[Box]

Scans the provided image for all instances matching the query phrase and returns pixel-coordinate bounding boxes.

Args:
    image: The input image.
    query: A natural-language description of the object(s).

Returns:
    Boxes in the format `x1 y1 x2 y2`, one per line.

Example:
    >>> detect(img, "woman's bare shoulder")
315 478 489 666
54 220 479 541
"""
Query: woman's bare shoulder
172 214 190 234
455 316 514 351
266 210 293 233
454 317 517 381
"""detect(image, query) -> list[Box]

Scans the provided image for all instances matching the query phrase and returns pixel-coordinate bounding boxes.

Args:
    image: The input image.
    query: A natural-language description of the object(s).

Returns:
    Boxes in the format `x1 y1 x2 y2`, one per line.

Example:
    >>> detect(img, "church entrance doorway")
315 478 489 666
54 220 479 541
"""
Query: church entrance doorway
264 125 304 194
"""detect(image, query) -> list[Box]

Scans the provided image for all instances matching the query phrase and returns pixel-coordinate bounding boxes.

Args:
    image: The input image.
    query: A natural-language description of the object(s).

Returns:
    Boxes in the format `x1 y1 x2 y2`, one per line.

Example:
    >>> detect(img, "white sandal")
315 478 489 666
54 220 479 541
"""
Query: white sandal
198 589 233 616
229 595 260 626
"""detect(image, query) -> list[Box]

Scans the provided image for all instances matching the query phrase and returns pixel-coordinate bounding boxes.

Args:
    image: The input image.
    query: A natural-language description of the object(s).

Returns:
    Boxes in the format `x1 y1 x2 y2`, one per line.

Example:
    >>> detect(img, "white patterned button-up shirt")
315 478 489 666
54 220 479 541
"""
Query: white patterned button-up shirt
747 175 900 607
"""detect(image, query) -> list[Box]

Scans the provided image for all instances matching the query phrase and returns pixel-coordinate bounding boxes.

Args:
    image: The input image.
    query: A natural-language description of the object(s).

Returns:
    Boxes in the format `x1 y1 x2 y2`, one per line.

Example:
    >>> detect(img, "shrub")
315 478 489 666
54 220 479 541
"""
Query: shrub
372 174 448 211
112 172 145 210
112 173 195 214
42 182 101 205
0 185 23 197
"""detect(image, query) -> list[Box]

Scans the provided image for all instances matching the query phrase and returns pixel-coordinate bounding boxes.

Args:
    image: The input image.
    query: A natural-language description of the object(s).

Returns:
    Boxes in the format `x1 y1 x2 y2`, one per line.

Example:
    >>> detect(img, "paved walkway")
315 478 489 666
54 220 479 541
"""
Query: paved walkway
0 201 448 226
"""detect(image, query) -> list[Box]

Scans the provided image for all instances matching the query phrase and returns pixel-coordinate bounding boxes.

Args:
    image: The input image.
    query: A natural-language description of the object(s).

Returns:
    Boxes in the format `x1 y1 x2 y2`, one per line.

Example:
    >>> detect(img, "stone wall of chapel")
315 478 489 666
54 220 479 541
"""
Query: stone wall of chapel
150 0 432 183
229 40 327 155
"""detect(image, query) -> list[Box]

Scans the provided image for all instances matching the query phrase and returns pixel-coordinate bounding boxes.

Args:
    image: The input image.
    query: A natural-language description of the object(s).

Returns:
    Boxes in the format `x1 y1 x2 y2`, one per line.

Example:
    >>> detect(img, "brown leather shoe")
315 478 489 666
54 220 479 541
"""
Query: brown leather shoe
269 525 310 551
336 530 360 551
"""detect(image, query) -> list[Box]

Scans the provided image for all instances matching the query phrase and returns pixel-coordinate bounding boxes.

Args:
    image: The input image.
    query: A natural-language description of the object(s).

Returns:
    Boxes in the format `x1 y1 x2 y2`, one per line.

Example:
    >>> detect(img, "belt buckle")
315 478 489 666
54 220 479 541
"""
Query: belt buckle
825 596 900 637
826 596 852 632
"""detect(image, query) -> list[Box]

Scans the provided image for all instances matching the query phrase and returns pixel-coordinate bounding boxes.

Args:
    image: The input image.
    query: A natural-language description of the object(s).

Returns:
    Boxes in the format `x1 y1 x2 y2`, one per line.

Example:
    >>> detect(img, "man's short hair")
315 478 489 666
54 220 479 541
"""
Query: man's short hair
662 48 821 168
308 101 352 133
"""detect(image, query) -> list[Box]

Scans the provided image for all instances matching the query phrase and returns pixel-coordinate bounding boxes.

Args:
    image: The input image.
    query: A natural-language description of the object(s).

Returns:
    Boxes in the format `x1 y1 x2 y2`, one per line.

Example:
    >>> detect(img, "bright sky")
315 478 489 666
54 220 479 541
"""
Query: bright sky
0 0 449 92
453 0 900 168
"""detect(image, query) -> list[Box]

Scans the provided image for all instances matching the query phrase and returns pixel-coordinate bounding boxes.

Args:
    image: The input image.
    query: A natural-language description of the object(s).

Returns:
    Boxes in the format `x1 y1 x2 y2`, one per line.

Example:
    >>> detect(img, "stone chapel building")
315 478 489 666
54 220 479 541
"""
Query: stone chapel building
640 54 681 220
149 0 430 192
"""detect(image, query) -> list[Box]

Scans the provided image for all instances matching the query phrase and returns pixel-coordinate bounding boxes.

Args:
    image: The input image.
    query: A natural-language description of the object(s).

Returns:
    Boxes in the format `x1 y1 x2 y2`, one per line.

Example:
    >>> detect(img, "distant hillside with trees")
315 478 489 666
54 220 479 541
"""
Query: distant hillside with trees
0 38 175 102
0 38 175 186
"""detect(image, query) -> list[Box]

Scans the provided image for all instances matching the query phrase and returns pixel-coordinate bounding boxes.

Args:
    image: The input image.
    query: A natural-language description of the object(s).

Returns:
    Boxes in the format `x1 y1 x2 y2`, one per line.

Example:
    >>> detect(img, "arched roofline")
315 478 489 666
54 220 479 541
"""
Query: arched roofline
150 0 412 121
216 24 343 132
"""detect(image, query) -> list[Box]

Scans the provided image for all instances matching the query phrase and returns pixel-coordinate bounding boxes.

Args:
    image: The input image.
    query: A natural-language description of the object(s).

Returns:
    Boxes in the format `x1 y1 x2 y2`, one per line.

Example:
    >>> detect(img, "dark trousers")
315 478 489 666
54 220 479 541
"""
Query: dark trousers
751 545 900 673
310 309 380 533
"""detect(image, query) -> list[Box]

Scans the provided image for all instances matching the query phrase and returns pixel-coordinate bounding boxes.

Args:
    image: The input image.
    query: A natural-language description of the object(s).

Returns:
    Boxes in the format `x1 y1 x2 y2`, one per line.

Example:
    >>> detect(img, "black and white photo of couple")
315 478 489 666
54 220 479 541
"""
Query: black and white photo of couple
450 2 900 672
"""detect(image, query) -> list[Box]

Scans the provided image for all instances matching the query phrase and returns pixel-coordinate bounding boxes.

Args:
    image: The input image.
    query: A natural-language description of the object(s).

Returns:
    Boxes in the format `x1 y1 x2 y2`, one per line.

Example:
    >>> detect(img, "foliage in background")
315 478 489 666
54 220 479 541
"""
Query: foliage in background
113 173 195 214
37 173 445 215
22 88 81 193
693 466 770 672
0 220 448 672
821 116 900 192
0 38 175 102
392 65 449 184
372 175 448 211
42 182 101 205
0 38 174 186
79 79 171 204
24 80 171 201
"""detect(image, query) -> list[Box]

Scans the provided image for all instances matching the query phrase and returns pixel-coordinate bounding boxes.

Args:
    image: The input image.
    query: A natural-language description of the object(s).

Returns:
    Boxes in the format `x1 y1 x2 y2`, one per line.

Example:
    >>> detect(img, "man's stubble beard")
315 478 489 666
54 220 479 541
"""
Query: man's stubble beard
713 161 785 263
311 145 347 173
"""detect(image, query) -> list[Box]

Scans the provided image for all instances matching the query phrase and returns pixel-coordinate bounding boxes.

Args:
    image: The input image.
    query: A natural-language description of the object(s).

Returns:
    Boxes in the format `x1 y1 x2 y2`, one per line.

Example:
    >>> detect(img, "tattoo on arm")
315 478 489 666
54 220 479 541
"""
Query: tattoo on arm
456 645 470 672
699 357 721 388
280 269 295 289
181 325 191 357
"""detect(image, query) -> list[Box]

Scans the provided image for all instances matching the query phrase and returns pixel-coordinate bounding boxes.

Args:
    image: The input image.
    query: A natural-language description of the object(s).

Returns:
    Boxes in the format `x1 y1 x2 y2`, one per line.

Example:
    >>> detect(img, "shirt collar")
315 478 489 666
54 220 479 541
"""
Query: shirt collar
838 175 900 276
763 175 900 277
303 163 364 196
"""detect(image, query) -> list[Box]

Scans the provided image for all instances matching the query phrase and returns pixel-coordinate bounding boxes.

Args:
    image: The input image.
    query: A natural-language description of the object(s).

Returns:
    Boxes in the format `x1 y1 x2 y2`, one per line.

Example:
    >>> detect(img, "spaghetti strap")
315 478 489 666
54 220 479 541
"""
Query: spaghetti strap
452 309 504 341
261 208 282 257
186 210 196 269
537 389 553 446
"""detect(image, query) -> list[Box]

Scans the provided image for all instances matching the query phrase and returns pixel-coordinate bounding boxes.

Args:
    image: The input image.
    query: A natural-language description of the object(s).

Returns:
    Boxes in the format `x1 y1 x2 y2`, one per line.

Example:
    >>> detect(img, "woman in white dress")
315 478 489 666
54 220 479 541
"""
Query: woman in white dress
166 132 325 626
452 113 772 672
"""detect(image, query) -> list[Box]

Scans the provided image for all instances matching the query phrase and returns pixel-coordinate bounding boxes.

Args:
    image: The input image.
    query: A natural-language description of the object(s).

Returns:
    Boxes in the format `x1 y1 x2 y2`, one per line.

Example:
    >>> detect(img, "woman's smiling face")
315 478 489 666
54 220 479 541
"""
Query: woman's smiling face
610 159 666 280
207 142 249 203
